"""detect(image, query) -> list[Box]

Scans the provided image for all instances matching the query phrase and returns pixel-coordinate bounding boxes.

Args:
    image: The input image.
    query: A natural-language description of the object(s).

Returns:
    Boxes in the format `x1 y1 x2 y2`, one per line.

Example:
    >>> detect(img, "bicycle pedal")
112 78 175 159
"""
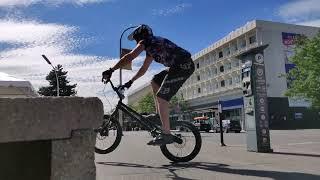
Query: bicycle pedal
172 135 183 144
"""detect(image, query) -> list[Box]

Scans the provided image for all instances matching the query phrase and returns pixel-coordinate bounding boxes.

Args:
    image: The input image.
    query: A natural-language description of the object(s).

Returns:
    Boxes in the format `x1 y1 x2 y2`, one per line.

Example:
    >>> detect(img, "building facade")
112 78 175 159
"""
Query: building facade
0 72 38 98
179 20 319 129
127 83 152 107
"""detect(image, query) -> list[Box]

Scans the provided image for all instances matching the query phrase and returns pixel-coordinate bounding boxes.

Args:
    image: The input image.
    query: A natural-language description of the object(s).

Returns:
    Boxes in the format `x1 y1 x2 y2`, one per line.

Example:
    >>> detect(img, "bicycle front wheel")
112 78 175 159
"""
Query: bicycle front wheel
160 121 202 162
95 116 122 154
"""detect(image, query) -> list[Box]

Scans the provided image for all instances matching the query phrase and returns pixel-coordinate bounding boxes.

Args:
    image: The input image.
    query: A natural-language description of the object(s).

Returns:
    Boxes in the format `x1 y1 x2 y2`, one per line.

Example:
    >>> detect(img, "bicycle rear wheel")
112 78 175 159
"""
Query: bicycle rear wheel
160 121 202 162
95 115 122 154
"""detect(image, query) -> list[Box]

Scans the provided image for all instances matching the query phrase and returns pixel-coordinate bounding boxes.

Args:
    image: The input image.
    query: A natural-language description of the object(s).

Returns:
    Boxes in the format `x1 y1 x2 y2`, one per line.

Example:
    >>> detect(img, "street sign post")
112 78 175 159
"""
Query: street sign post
237 45 273 153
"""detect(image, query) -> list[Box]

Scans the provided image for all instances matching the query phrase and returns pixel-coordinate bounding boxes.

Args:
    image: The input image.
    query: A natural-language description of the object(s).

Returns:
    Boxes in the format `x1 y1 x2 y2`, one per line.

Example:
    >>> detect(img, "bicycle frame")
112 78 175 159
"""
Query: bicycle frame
108 80 162 136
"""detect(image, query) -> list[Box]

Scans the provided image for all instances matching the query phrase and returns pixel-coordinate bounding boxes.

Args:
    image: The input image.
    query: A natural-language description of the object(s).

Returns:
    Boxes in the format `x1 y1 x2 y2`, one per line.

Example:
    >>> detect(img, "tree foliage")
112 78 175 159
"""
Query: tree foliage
132 92 190 114
38 64 77 96
169 94 190 114
286 32 320 108
136 93 156 113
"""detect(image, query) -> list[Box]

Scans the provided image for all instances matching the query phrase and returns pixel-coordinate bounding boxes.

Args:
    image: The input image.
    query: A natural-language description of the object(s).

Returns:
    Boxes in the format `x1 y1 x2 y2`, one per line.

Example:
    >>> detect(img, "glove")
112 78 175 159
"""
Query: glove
123 80 133 89
102 68 114 82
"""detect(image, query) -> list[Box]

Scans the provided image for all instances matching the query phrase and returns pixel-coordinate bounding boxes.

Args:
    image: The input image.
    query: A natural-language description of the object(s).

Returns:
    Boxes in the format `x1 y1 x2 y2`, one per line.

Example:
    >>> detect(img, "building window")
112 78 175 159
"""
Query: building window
233 60 240 67
224 47 230 55
220 65 224 73
226 62 231 70
196 63 200 69
249 35 256 44
213 68 217 75
228 78 233 85
203 86 206 93
218 51 223 58
235 75 241 83
207 71 211 78
220 80 225 87
211 52 216 61
231 43 238 52
205 56 210 66
240 38 246 48
206 84 210 92
198 88 201 93
197 75 201 81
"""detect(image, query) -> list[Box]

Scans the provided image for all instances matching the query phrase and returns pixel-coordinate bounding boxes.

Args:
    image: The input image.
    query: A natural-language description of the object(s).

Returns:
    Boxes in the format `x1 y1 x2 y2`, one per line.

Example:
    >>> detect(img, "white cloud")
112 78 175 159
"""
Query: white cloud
0 0 106 7
0 19 157 112
278 0 320 23
152 3 192 17
297 19 320 27
0 20 76 45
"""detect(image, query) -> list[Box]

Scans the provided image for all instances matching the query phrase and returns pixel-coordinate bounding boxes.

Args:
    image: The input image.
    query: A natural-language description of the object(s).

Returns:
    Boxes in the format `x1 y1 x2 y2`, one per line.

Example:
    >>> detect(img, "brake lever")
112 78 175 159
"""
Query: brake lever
116 86 125 99
118 85 125 91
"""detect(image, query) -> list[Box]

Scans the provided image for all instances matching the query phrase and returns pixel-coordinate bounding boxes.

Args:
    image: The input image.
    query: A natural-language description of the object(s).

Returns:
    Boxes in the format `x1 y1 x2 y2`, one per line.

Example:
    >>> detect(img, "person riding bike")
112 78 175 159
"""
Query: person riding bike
102 24 195 145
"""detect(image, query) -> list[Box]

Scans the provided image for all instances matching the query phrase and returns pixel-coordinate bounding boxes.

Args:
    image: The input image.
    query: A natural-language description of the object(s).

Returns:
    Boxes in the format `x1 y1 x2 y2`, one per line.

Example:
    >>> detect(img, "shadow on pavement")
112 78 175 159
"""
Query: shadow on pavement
272 151 320 158
97 161 320 180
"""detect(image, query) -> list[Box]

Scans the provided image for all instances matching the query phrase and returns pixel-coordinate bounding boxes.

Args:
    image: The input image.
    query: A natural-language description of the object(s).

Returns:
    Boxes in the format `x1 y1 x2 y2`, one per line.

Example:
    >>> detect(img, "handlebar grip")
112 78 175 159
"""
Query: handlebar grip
103 79 110 84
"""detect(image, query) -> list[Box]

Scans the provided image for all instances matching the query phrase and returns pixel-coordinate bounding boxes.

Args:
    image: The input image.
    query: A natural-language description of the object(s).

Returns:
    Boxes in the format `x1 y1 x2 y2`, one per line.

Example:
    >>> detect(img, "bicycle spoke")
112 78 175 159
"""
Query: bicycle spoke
95 117 122 154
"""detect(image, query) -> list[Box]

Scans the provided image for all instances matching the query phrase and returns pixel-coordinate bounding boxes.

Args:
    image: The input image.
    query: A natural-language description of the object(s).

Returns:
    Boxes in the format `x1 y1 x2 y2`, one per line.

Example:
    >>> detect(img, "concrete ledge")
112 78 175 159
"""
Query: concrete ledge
52 129 96 180
0 97 103 143
0 97 104 180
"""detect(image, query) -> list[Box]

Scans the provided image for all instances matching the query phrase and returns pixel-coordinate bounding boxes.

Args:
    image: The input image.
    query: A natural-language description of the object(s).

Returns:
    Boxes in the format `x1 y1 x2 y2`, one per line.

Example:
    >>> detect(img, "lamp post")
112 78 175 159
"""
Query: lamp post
119 25 138 85
41 55 60 97
118 26 138 126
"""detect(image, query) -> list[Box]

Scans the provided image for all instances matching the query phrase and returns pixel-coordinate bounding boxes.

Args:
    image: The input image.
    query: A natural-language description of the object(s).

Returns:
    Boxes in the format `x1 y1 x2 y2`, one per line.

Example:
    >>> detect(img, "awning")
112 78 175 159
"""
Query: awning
191 97 244 111
221 97 244 110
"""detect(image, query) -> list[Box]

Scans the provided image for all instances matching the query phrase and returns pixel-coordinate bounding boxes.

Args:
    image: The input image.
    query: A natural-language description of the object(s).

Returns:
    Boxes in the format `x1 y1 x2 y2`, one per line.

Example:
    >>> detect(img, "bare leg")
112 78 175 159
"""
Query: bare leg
157 96 170 134
151 80 171 134
151 81 160 114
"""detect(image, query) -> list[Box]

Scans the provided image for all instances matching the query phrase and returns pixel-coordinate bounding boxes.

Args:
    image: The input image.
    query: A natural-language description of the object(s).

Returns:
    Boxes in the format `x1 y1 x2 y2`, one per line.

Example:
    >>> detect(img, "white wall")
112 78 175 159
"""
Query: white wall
258 20 320 97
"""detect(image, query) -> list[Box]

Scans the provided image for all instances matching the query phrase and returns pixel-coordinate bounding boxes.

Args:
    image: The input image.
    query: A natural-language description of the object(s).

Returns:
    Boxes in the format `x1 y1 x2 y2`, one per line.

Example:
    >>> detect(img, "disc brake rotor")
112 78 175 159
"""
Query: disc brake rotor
174 136 187 148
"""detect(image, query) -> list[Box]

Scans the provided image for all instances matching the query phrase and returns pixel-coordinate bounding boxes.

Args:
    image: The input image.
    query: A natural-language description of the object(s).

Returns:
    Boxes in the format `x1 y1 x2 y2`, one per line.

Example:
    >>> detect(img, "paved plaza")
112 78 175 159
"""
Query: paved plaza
95 129 320 180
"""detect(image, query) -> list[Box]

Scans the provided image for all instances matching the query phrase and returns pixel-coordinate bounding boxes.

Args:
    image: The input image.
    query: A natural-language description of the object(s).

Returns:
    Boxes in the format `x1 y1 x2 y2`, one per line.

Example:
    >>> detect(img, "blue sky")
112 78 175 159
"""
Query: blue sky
2 0 289 56
0 0 320 111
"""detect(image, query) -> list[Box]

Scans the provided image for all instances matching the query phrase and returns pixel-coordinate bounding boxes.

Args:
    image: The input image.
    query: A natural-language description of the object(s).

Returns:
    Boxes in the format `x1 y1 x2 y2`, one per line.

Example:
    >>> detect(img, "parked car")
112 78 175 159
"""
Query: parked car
193 116 212 132
212 120 242 133
212 123 221 133
222 120 241 133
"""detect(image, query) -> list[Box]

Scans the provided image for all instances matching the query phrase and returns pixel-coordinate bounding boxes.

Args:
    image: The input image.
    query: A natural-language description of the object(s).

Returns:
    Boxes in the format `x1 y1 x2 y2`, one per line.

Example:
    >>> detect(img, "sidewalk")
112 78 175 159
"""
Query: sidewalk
95 130 320 180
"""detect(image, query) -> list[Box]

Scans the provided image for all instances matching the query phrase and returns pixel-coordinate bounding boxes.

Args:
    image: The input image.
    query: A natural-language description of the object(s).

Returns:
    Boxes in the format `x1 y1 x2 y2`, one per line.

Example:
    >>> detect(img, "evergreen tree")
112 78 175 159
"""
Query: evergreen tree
38 64 77 96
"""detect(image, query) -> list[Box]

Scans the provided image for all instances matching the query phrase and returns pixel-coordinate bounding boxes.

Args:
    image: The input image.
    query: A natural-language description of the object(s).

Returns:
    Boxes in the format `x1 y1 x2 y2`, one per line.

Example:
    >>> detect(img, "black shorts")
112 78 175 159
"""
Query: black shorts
152 59 195 101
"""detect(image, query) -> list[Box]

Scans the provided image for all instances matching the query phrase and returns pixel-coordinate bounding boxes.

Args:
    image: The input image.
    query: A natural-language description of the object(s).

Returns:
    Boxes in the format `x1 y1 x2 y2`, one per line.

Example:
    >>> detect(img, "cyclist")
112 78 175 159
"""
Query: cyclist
102 24 194 145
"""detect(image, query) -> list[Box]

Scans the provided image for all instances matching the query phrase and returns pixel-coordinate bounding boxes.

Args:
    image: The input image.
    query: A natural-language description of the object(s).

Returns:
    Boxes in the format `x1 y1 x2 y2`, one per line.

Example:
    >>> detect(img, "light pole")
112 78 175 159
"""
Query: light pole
42 55 60 97
119 25 138 85
118 26 138 126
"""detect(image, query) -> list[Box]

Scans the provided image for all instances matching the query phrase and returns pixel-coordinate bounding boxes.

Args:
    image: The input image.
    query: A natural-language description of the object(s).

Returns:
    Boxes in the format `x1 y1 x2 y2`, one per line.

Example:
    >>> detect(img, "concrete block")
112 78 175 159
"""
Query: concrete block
0 97 103 142
0 97 104 180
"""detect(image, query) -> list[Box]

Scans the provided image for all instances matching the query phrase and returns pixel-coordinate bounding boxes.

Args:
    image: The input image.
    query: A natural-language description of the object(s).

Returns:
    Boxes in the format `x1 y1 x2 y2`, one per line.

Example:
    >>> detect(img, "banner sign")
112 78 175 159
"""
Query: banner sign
282 32 301 46
120 48 132 70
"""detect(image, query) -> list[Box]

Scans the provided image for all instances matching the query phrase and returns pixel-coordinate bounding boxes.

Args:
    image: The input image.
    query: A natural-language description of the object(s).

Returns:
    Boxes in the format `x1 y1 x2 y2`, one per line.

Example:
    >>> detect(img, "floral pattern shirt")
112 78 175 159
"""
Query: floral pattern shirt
141 36 191 67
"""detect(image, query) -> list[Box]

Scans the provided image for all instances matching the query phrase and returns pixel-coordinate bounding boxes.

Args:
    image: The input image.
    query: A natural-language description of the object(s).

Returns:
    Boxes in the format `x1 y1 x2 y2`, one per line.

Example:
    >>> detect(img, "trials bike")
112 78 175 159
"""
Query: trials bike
94 79 202 162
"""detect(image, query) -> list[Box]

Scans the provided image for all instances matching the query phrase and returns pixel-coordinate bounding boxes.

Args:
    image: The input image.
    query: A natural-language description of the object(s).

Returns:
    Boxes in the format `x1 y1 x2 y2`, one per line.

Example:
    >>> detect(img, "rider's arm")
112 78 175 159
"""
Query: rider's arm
131 55 153 82
111 42 145 71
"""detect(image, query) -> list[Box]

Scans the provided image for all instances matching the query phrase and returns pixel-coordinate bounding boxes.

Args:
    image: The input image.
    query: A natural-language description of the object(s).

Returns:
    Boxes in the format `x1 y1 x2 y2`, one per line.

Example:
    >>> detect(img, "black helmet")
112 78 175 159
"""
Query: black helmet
128 24 153 41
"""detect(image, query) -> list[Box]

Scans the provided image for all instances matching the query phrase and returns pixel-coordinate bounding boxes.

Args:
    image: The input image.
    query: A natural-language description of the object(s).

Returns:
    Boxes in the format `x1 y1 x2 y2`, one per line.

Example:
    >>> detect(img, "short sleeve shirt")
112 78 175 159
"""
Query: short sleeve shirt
141 36 191 67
